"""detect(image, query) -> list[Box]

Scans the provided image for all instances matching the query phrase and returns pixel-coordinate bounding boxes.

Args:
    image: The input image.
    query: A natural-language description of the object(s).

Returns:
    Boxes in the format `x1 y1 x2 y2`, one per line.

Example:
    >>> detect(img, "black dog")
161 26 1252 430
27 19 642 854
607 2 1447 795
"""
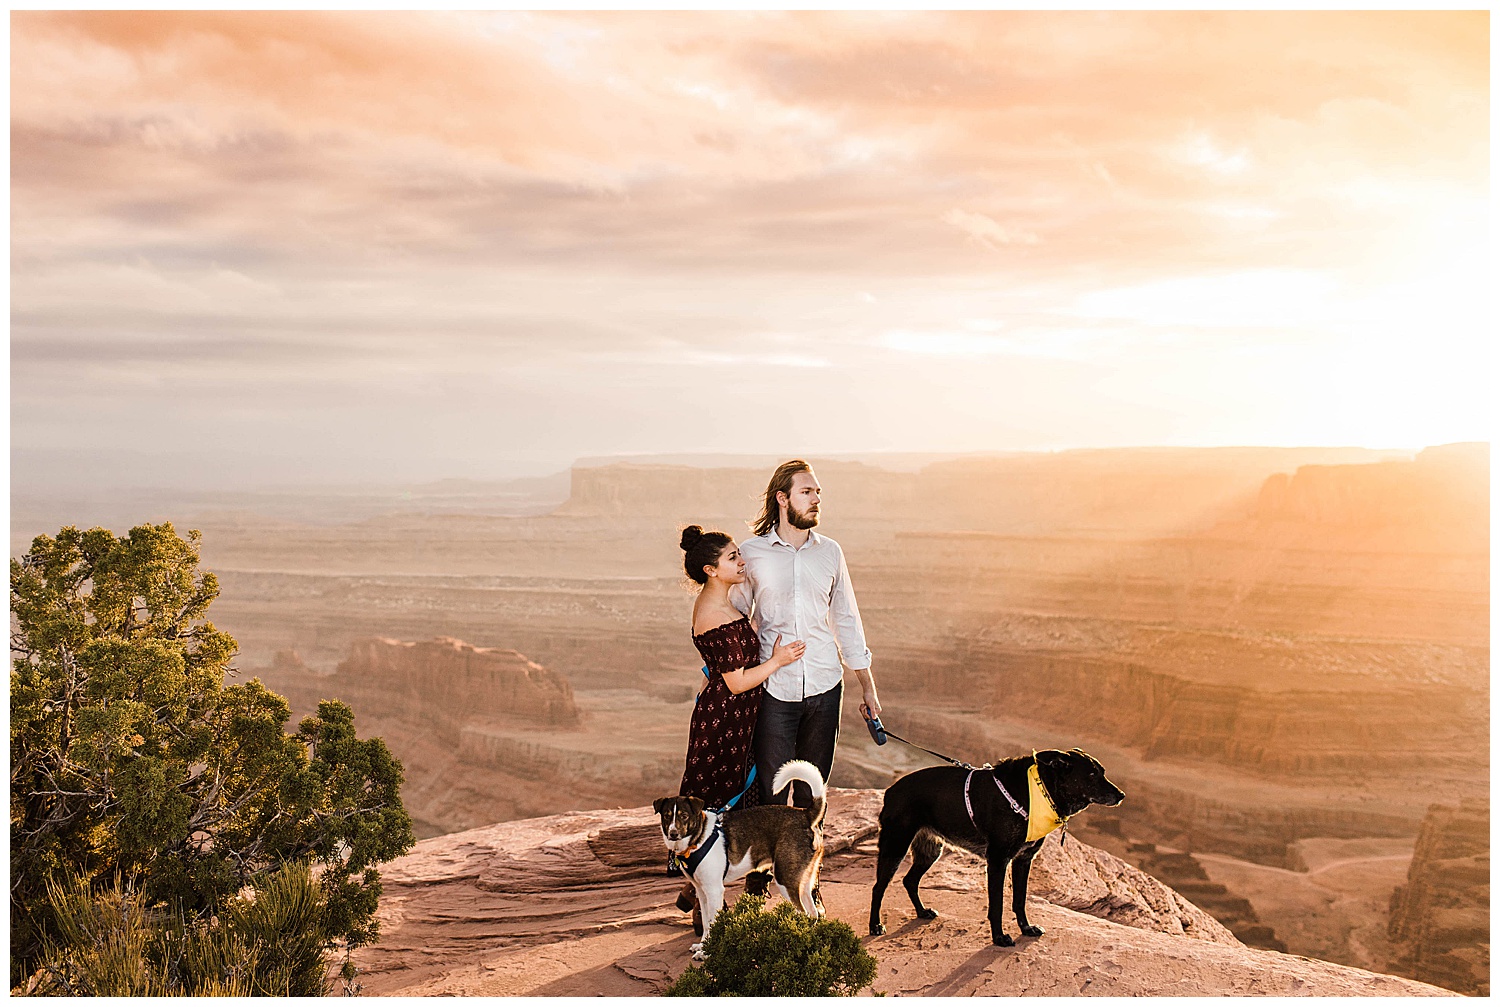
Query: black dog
868 748 1124 946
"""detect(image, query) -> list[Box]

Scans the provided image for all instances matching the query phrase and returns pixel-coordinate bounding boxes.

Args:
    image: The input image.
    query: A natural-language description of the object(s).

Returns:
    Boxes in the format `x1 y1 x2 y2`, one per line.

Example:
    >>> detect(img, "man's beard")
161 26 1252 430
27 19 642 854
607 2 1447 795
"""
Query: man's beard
786 500 820 530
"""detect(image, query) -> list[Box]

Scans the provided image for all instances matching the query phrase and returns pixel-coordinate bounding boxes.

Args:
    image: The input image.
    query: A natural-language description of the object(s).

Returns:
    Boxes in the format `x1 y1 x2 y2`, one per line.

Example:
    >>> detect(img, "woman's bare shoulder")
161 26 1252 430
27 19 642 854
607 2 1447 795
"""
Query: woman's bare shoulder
692 602 749 637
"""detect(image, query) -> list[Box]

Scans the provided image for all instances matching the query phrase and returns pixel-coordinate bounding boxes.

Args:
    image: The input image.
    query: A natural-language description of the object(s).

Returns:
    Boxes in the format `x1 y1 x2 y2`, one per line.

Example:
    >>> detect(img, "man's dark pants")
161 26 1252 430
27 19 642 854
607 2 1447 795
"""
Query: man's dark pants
754 681 843 807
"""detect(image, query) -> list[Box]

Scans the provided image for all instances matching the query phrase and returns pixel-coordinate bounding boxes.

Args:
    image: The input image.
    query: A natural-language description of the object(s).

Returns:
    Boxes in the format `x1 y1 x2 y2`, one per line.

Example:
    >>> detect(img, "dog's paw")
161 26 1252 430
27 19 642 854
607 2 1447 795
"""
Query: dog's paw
1020 923 1045 938
915 907 938 921
690 942 706 961
992 932 1015 947
869 923 887 937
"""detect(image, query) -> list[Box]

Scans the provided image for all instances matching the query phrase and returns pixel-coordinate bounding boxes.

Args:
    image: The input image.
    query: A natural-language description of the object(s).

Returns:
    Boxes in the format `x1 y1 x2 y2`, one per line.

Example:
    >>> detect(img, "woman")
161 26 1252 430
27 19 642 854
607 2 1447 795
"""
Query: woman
678 524 804 810
674 525 803 923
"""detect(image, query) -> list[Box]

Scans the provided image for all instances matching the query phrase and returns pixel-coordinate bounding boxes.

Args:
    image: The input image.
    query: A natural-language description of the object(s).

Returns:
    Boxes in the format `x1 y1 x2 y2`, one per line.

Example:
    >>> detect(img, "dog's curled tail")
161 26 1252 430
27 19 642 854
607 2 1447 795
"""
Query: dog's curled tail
771 759 827 830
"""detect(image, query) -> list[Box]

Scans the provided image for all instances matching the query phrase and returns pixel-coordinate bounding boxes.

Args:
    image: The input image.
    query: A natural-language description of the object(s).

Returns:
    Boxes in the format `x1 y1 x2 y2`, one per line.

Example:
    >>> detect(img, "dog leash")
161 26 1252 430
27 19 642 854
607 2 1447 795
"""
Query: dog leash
866 712 1064 846
717 765 757 813
864 712 975 769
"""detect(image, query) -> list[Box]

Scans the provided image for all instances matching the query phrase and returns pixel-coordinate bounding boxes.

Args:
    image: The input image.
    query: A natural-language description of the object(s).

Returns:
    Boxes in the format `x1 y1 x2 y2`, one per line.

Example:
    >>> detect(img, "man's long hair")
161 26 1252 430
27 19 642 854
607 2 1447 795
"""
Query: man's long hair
752 459 812 537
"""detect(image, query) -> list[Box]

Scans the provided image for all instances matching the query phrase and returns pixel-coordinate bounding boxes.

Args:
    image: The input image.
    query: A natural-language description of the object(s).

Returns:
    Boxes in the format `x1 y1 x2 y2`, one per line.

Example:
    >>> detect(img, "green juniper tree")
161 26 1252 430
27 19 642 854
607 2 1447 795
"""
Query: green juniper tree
10 522 415 991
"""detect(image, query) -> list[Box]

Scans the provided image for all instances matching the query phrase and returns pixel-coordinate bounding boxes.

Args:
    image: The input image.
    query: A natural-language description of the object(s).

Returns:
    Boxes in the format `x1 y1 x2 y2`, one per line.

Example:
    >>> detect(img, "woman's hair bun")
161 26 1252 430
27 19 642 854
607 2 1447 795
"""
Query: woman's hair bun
680 525 734 585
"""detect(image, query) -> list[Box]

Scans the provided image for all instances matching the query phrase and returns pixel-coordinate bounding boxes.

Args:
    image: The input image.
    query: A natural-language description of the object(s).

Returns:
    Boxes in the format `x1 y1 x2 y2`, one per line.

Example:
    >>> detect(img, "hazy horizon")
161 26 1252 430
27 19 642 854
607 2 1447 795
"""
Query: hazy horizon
11 11 1488 495
13 442 1466 498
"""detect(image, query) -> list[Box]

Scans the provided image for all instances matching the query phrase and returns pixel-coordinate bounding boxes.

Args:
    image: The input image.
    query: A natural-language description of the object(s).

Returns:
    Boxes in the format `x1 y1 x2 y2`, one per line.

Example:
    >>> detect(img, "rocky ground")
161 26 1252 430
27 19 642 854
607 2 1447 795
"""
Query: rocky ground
347 789 1450 996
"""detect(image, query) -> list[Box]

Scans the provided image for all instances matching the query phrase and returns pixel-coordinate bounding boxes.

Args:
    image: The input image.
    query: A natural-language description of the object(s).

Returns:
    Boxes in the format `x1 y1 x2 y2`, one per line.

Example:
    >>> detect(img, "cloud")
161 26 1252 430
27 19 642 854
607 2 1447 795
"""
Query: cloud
941 209 1040 249
1071 270 1347 329
12 10 1486 287
881 325 1108 362
883 329 1013 357
1172 133 1250 175
9 11 1490 489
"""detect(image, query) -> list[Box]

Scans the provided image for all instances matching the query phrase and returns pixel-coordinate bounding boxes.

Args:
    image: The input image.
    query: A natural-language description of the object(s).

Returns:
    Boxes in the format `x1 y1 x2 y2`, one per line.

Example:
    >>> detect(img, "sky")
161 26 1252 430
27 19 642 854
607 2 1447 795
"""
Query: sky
10 10 1490 491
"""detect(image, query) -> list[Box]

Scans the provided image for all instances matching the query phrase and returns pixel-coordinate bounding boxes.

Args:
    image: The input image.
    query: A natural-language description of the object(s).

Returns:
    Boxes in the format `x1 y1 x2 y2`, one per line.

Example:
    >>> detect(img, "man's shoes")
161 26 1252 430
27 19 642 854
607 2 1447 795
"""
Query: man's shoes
675 882 697 914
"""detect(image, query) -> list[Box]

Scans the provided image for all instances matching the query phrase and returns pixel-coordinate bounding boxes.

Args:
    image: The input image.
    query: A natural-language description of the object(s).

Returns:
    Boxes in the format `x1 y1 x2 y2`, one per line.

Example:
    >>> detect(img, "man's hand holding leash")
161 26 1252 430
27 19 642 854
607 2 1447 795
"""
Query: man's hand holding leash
855 667 881 722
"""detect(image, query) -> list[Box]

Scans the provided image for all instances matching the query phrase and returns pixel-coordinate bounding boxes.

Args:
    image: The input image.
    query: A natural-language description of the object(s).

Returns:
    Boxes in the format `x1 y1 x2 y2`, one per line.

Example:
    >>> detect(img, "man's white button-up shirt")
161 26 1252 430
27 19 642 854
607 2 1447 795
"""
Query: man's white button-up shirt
730 528 873 702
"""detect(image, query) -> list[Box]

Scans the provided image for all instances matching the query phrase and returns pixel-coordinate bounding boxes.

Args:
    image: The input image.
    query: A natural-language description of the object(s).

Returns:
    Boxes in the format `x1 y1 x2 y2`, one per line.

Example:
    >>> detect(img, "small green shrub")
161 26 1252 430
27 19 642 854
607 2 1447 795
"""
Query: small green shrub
666 893 878 997
15 862 334 996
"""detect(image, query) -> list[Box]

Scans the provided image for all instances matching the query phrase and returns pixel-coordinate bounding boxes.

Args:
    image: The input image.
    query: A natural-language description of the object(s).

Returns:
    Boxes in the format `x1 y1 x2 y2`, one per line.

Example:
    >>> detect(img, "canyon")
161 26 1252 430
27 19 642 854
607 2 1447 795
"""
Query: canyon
12 443 1488 993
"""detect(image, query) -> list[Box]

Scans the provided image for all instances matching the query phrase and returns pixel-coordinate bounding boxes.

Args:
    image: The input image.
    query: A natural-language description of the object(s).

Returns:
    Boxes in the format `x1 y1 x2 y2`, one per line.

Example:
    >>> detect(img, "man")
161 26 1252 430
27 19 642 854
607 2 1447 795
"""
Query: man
731 459 882 807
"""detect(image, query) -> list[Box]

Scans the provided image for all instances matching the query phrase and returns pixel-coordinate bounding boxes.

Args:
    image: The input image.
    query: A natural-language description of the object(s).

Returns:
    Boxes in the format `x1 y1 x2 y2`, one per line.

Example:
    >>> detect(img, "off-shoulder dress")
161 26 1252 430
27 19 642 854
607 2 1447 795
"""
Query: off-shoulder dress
680 615 763 810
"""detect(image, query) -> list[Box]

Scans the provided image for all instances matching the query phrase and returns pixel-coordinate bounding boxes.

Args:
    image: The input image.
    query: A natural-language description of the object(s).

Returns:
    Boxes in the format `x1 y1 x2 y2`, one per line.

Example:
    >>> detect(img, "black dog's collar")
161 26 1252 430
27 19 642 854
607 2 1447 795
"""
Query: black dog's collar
1027 753 1070 843
965 761 1071 846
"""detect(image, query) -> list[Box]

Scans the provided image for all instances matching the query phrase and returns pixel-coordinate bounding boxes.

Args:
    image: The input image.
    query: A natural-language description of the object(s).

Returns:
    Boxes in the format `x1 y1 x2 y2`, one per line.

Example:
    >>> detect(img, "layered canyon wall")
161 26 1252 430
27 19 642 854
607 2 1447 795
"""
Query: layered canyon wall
257 638 589 837
1388 798 1490 996
881 642 1483 777
1257 443 1489 543
330 637 579 734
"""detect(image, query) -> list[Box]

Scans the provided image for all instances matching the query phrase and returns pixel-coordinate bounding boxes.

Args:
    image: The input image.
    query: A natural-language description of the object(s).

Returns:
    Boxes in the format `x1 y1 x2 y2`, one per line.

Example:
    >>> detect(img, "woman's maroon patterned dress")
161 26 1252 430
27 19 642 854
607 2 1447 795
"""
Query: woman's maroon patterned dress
680 616 763 810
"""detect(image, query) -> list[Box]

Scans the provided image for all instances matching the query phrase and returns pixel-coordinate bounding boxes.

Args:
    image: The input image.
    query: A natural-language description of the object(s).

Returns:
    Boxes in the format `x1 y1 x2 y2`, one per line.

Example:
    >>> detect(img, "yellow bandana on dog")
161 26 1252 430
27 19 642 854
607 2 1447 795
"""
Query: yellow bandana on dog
1026 759 1067 843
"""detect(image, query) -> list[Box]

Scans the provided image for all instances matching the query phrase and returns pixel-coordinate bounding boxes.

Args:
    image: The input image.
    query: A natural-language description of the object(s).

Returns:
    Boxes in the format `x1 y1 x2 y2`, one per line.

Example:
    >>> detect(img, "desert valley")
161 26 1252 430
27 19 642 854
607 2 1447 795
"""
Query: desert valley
11 443 1488 995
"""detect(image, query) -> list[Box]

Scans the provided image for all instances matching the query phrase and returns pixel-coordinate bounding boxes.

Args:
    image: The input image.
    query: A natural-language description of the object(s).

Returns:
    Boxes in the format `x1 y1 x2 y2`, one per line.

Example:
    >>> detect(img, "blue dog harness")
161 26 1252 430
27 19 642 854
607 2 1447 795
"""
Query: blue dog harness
671 765 758 877
682 821 722 875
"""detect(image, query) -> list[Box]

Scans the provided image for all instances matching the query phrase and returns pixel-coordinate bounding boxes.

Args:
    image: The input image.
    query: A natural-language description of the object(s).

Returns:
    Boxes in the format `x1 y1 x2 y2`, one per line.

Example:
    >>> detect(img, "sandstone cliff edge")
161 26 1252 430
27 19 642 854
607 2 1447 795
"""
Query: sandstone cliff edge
349 789 1449 996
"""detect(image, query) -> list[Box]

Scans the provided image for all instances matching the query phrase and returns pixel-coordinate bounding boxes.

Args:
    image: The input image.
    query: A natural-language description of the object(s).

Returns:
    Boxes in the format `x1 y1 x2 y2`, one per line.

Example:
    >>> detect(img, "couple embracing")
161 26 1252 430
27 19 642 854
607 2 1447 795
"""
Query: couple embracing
674 460 882 912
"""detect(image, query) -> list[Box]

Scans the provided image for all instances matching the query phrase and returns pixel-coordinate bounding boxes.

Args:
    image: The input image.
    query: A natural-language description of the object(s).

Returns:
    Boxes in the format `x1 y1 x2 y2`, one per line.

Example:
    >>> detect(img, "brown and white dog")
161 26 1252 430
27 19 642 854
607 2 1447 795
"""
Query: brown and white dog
654 760 827 959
